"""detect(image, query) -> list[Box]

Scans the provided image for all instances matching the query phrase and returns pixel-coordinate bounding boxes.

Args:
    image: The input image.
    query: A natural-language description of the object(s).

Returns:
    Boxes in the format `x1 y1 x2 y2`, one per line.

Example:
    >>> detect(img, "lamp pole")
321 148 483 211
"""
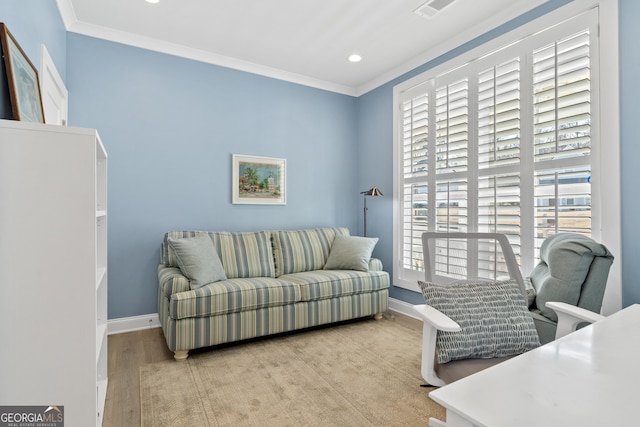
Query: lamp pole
363 193 368 237
360 187 383 237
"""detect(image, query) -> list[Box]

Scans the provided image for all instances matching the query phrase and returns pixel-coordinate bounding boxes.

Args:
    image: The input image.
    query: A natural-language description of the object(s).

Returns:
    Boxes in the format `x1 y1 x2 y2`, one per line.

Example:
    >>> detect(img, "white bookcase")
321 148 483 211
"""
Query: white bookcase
0 120 108 426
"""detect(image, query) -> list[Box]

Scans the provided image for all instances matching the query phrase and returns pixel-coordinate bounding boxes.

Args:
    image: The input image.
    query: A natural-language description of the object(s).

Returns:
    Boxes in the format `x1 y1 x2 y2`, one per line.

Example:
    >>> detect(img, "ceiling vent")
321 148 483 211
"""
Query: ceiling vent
414 0 456 18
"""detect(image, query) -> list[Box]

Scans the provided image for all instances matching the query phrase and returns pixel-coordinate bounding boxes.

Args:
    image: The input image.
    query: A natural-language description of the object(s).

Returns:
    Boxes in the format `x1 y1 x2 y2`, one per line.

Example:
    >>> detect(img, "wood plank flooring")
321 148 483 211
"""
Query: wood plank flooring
102 312 421 426
103 327 174 426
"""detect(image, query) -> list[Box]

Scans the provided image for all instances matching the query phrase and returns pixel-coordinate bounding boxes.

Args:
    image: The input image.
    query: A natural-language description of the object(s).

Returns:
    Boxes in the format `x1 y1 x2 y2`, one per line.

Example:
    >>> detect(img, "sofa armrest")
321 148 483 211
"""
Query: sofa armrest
369 258 384 271
546 301 606 339
158 265 190 298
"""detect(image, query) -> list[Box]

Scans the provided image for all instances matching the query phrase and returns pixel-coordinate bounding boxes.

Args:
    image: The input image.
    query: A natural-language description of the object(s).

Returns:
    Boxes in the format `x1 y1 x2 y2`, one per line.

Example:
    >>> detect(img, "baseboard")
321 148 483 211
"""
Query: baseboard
107 313 161 335
388 297 420 320
107 299 416 335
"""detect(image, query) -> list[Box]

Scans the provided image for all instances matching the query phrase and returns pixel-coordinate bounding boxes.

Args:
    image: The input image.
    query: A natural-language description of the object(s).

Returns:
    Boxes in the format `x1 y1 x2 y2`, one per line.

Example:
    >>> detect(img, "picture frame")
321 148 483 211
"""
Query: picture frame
232 154 286 205
0 23 45 123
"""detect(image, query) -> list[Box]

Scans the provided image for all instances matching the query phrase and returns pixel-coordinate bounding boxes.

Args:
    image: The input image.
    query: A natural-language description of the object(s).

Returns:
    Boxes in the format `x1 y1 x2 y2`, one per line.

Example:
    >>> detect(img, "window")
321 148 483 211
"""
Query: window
393 8 602 291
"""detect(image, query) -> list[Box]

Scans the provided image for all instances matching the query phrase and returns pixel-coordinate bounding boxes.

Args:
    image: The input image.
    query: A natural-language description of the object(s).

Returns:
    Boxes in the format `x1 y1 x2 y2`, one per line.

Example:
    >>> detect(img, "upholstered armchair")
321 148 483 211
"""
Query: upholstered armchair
527 233 614 344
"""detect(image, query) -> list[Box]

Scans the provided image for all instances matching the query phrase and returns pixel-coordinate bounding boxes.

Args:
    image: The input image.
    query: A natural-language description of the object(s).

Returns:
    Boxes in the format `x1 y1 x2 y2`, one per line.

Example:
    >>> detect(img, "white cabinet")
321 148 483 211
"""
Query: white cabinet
0 120 108 426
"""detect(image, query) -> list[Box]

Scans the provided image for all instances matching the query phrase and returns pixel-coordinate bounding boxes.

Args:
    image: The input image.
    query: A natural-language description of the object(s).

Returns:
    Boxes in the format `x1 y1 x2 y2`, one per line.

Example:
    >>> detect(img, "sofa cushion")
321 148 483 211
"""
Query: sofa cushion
324 235 378 272
164 230 276 279
213 231 276 279
167 234 227 289
418 279 540 364
169 277 301 319
272 228 349 276
279 270 390 301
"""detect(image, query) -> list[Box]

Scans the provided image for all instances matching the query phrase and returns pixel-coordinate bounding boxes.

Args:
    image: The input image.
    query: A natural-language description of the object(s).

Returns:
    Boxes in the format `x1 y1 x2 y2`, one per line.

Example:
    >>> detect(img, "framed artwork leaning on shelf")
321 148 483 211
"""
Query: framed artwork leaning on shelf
232 154 286 205
0 23 45 123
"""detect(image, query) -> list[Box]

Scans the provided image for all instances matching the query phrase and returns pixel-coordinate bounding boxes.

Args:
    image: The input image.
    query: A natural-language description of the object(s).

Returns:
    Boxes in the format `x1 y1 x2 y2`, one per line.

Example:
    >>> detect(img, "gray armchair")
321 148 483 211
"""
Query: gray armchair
528 233 614 344
413 232 614 387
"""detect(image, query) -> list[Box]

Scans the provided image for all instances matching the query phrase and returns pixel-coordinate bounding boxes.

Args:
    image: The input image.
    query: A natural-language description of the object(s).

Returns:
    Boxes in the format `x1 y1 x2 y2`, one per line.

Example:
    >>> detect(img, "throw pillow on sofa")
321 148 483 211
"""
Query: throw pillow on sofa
324 235 378 272
167 234 227 289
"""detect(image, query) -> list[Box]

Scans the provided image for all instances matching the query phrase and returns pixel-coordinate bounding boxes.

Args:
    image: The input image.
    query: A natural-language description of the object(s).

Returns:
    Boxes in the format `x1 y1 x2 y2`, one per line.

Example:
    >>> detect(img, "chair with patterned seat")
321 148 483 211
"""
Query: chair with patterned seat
413 232 613 387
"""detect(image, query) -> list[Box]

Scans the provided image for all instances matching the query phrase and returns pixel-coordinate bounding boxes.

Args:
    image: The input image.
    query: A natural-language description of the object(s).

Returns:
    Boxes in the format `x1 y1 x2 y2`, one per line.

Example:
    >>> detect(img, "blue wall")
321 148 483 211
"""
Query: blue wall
66 35 359 318
2 0 639 318
0 1 66 79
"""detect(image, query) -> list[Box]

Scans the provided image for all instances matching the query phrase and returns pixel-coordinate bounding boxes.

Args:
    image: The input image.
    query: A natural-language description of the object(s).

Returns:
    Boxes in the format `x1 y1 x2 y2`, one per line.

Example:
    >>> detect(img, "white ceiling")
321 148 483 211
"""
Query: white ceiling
56 0 547 96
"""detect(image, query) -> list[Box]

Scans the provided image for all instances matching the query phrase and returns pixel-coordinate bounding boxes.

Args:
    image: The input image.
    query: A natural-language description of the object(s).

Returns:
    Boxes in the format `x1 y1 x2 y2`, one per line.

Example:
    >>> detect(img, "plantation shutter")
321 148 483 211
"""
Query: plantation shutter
433 77 469 237
401 91 430 271
477 58 521 170
532 29 592 255
394 10 596 290
476 58 522 261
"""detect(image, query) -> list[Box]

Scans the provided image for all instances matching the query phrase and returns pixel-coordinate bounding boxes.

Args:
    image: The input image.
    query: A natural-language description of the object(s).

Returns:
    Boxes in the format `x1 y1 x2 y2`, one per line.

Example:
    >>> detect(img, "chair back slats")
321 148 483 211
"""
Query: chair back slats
421 232 526 297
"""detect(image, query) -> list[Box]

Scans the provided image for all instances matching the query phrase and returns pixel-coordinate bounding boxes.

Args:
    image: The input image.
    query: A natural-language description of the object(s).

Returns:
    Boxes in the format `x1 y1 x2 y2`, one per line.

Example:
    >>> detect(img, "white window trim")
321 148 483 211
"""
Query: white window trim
392 0 621 315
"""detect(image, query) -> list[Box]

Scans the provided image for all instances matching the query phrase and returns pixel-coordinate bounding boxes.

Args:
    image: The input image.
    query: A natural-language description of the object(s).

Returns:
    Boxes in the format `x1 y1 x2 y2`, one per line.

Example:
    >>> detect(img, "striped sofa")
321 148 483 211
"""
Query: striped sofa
158 227 390 360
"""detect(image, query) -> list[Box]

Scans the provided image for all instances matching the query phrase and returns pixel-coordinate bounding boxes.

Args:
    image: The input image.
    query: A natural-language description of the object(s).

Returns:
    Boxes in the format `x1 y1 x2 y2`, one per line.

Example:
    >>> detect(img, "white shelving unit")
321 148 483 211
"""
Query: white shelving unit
0 119 108 426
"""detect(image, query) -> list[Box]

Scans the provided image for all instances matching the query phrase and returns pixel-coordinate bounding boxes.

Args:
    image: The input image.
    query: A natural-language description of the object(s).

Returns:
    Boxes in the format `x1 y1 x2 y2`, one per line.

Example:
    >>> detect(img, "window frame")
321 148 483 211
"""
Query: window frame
392 0 621 314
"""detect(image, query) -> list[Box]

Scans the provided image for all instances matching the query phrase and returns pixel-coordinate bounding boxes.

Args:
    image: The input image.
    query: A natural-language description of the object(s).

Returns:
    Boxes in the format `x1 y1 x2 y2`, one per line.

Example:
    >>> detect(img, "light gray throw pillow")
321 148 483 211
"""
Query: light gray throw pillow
167 234 227 289
324 235 378 272
418 279 540 364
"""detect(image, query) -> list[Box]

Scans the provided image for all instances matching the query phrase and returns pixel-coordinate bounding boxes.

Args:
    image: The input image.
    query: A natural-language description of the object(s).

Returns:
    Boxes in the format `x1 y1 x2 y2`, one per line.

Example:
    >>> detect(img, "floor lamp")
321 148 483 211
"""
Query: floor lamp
361 187 383 237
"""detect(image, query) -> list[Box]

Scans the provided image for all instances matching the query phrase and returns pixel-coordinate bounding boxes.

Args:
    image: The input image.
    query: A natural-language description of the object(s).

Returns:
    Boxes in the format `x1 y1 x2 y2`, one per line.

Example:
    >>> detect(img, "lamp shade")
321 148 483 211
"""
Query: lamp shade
362 187 383 197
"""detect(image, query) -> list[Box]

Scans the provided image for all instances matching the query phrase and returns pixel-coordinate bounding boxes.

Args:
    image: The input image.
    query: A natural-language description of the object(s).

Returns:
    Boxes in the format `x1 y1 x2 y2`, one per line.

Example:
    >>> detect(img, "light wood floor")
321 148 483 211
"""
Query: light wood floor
102 312 421 426
103 327 174 426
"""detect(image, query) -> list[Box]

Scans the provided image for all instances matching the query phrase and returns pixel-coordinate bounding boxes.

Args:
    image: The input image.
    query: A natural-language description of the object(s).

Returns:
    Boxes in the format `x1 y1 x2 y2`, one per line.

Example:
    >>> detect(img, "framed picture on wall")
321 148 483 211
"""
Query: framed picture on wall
232 154 286 205
0 23 45 123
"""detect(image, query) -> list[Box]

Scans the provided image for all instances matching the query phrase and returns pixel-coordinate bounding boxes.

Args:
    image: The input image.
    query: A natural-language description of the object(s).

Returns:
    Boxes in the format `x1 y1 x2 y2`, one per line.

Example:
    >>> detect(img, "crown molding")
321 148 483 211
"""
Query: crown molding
55 1 357 97
55 0 77 29
56 0 549 98
74 20 358 96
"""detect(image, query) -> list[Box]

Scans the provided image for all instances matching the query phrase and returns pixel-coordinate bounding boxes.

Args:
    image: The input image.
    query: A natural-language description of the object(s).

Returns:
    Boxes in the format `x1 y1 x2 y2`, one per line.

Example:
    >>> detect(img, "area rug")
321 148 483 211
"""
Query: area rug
140 315 445 426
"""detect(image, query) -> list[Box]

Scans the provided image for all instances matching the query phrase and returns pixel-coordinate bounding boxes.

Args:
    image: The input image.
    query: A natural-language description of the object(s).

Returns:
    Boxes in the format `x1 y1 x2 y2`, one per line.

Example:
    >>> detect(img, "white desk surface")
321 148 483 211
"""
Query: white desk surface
429 304 640 427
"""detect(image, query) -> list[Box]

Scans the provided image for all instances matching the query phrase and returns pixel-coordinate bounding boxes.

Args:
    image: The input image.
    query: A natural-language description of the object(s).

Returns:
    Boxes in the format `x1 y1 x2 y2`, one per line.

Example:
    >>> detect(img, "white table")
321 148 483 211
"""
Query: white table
429 304 640 427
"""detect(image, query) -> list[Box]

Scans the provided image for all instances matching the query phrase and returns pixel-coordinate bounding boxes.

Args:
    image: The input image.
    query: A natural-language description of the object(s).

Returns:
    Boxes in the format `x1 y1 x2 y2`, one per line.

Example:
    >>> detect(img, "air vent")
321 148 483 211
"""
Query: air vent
414 0 456 18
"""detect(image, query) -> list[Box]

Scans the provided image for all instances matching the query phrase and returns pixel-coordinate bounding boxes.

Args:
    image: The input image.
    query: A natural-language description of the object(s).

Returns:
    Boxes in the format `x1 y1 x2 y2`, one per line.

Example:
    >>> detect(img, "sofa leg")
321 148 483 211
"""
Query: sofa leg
373 312 383 320
174 350 189 361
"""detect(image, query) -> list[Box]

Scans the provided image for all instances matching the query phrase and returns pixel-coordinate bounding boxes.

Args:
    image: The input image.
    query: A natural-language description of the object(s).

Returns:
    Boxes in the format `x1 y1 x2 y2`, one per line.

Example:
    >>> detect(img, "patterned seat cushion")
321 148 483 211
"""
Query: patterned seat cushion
169 277 301 319
280 270 390 301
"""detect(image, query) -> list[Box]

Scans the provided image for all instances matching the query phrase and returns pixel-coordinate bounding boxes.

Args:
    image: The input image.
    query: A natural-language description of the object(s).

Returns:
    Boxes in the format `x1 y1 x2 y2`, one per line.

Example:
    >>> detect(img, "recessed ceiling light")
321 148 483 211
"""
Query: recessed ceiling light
348 54 362 63
145 0 160 4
